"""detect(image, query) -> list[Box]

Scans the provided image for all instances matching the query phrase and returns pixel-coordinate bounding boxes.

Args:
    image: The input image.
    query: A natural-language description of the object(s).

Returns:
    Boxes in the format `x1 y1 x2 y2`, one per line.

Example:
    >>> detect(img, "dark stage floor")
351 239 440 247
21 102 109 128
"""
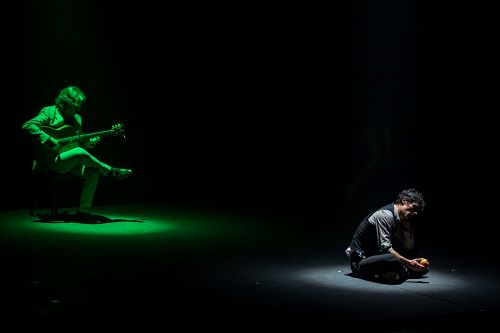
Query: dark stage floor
1 202 499 331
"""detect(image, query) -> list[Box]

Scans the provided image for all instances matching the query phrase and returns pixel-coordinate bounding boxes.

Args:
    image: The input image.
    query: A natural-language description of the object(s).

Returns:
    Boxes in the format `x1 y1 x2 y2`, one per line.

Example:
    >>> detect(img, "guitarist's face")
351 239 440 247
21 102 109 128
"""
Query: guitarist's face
63 104 81 117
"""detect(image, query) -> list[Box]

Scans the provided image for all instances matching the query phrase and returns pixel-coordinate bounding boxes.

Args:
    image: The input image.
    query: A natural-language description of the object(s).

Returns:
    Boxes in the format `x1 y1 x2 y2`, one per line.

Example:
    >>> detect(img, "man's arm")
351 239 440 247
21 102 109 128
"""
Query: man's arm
372 210 394 253
389 248 425 272
74 114 100 149
21 108 56 146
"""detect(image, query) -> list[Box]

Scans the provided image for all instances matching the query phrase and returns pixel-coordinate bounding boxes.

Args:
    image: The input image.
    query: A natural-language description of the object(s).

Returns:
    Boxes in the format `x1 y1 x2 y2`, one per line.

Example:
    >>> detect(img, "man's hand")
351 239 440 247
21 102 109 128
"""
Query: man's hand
390 248 426 272
416 258 430 267
47 137 59 149
406 258 426 272
88 136 101 147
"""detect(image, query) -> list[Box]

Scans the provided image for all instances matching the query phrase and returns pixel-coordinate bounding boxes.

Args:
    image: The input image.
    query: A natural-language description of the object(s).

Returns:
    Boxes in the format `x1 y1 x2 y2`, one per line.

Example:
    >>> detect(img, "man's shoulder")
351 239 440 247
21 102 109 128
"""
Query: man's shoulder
40 105 56 115
370 204 395 222
371 209 393 219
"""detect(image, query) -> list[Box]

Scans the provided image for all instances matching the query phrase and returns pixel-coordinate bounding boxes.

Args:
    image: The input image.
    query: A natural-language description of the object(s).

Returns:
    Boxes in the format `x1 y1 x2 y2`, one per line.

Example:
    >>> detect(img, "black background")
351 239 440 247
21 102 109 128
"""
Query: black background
3 1 498 253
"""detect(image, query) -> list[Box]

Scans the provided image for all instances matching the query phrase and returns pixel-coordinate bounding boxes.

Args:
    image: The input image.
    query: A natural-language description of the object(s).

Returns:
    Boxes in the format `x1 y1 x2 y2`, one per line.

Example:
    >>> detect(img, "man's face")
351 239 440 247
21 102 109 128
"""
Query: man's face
400 200 421 221
63 104 81 117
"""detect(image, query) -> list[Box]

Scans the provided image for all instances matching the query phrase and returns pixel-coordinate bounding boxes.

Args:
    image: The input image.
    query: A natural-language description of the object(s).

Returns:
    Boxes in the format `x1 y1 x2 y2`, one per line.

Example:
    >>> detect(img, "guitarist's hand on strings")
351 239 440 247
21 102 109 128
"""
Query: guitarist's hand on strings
47 136 60 149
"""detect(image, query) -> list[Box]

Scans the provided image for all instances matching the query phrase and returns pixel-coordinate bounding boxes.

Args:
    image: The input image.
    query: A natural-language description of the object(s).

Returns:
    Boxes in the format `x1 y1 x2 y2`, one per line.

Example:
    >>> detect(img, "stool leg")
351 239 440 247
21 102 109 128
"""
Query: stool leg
50 175 58 220
30 173 36 216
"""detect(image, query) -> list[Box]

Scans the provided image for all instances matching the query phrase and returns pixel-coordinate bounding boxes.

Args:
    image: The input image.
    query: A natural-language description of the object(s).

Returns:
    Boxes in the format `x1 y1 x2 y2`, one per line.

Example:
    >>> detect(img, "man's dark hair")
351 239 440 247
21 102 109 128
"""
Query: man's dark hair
55 86 86 111
395 188 425 210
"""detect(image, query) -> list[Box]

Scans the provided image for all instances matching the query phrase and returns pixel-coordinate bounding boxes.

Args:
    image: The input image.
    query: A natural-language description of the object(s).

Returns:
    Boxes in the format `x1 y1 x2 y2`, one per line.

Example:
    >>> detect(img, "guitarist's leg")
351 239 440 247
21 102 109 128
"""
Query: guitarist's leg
70 166 100 214
53 147 112 176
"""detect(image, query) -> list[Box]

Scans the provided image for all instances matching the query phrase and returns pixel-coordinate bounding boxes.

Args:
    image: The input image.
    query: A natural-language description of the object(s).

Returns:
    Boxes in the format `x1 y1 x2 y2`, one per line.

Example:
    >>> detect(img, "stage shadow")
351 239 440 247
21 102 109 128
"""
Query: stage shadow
345 272 402 285
345 272 429 285
32 212 143 224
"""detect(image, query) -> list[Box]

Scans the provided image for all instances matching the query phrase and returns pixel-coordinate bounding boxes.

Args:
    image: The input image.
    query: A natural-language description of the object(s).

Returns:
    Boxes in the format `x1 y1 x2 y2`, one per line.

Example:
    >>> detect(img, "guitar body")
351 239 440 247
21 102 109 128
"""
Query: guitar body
31 125 82 167
41 125 82 154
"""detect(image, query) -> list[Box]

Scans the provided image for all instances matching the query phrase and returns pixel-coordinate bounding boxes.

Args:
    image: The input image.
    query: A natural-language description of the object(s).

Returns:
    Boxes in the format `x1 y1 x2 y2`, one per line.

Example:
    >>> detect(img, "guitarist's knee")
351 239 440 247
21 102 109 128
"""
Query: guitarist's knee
57 147 90 162
82 165 100 179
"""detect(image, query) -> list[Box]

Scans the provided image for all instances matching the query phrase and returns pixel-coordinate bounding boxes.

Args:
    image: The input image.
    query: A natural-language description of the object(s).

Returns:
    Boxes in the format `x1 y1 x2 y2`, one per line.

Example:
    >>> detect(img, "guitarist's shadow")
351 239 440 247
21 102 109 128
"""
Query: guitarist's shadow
33 212 144 224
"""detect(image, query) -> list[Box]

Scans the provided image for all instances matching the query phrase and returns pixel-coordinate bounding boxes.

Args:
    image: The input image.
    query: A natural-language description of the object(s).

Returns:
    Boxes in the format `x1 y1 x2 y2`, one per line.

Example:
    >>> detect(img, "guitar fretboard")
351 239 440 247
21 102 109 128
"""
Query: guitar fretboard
58 130 117 144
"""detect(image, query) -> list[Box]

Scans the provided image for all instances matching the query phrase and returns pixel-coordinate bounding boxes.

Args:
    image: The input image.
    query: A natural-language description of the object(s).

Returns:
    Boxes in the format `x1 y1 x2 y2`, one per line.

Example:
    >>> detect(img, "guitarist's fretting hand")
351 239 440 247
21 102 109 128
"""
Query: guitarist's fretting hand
89 136 101 145
88 136 101 147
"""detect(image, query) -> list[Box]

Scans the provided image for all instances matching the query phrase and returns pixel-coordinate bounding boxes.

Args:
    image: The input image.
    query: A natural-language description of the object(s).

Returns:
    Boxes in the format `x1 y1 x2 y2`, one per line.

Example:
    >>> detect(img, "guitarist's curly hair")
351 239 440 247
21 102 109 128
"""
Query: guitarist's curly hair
55 86 86 111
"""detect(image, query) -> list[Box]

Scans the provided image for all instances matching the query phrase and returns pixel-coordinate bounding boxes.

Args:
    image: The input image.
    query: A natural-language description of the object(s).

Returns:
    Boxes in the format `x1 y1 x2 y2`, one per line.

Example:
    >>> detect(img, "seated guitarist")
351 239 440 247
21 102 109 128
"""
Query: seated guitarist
21 85 133 221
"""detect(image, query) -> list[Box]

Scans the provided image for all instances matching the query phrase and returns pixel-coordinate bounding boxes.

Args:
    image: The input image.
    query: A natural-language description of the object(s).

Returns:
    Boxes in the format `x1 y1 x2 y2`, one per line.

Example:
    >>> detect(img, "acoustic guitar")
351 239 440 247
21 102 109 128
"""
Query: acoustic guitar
33 123 125 165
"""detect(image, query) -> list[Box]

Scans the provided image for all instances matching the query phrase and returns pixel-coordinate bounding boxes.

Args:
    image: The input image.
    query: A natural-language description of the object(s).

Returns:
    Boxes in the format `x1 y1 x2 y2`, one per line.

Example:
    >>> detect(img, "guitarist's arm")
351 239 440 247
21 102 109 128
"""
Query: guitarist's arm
21 107 59 148
76 114 100 149
85 136 101 149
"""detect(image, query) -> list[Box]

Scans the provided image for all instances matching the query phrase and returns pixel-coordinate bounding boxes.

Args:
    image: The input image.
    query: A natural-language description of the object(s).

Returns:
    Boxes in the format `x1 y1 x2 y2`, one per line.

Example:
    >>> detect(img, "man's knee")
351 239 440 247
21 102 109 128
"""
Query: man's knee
83 166 100 179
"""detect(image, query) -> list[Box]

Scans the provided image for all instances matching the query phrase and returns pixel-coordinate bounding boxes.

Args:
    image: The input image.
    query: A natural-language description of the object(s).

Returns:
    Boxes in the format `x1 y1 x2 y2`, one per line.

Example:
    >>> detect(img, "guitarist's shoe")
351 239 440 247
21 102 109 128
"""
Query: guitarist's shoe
111 168 133 179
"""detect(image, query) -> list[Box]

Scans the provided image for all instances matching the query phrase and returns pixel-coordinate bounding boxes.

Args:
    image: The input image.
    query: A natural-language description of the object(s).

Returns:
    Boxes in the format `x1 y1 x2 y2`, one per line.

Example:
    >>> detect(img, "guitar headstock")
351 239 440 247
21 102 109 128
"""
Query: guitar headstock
111 123 125 136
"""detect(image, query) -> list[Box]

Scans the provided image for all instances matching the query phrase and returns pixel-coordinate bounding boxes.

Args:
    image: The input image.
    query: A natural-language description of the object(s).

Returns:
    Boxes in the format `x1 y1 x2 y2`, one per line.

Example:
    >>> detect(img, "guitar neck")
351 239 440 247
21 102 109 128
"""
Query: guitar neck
58 130 117 144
